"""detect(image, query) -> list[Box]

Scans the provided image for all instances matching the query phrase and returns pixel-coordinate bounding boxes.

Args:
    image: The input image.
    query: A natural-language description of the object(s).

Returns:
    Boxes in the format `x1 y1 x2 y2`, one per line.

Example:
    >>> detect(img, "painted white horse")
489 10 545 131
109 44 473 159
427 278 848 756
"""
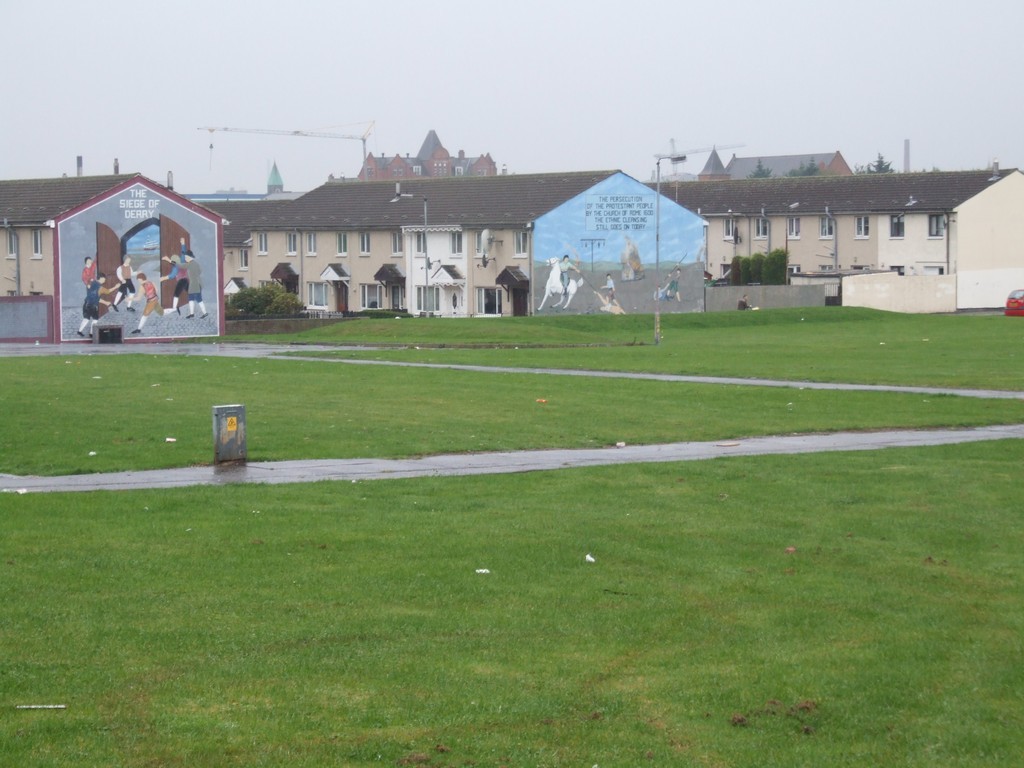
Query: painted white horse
537 257 583 310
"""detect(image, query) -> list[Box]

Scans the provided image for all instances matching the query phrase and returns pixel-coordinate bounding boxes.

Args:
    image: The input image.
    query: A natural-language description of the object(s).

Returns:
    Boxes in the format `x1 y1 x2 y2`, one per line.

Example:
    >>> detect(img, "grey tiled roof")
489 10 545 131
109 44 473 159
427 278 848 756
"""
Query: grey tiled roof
206 171 619 233
657 169 1016 216
0 174 135 224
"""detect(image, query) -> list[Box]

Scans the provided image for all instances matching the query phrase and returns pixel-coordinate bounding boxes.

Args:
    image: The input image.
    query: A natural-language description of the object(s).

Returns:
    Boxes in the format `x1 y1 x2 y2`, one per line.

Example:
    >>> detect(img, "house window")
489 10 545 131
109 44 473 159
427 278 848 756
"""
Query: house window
477 287 502 315
755 218 769 239
455 166 464 176
392 232 404 255
286 233 298 255
307 281 328 308
360 283 382 309
855 216 870 238
417 285 440 313
413 165 422 176
515 230 529 256
788 264 802 274
359 232 371 255
306 232 317 255
450 231 463 255
787 217 801 238
819 216 834 238
32 229 43 258
337 232 348 255
239 248 249 270
257 232 268 255
928 214 946 238
890 214 905 238
415 231 426 255
724 219 736 240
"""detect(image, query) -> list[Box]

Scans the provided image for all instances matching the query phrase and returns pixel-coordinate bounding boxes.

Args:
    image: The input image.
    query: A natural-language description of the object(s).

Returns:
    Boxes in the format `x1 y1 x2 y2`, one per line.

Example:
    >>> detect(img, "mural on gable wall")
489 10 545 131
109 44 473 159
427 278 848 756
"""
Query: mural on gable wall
56 182 220 341
532 172 707 315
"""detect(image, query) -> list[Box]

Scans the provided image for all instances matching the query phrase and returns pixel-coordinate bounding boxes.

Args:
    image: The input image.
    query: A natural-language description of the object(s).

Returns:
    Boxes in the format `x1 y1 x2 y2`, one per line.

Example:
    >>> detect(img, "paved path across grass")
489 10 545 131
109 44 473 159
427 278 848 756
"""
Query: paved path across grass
3 342 1023 494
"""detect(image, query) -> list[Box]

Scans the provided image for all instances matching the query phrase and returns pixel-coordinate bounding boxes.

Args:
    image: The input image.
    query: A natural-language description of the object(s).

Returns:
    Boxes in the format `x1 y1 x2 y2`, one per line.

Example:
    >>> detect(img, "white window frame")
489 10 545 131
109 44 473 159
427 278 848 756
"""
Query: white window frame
415 231 426 255
306 232 317 255
307 281 328 308
359 232 371 255
754 218 769 239
337 232 348 256
928 214 945 238
514 230 529 257
392 232 404 255
417 284 440 313
819 216 834 239
6 230 17 259
890 214 905 239
450 231 463 256
724 219 736 241
475 231 484 255
239 248 249 271
476 287 502 316
787 217 801 238
257 232 268 255
360 283 382 309
286 232 298 255
855 216 870 239
32 229 43 258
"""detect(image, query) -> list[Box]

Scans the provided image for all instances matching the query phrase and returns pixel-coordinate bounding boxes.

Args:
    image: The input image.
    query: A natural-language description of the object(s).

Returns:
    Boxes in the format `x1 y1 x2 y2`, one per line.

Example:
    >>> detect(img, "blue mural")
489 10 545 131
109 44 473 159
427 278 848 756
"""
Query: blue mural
532 172 706 314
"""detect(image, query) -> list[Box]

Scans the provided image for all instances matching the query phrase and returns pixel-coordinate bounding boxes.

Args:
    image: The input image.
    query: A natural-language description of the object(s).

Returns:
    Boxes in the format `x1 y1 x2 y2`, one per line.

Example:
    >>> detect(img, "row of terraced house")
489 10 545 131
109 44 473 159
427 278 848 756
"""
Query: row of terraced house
2 159 1022 342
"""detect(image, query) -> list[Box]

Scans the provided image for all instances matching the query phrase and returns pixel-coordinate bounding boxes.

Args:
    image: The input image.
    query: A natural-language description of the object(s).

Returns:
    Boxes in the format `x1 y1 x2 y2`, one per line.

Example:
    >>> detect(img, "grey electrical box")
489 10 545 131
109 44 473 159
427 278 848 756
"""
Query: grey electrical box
213 404 247 465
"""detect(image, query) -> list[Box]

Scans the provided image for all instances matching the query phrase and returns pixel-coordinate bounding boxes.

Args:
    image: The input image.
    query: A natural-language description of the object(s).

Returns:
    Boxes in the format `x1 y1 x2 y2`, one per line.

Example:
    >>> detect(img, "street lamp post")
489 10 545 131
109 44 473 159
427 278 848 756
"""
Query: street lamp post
654 152 687 344
422 196 430 315
390 184 431 315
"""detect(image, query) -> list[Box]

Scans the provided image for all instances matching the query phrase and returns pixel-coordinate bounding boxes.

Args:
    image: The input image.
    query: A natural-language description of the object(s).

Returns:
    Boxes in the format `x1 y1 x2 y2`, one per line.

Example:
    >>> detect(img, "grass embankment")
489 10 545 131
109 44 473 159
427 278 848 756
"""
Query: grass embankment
234 307 1024 390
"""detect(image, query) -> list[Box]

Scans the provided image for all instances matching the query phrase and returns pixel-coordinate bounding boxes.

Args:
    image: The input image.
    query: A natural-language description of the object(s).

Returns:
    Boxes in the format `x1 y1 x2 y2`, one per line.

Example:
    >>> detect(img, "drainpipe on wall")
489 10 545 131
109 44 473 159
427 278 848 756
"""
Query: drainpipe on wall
826 205 838 270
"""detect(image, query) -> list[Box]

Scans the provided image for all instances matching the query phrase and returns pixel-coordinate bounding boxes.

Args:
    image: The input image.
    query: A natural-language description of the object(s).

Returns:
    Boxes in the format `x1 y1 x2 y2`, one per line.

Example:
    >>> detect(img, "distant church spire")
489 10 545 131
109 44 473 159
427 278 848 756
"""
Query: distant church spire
267 161 284 194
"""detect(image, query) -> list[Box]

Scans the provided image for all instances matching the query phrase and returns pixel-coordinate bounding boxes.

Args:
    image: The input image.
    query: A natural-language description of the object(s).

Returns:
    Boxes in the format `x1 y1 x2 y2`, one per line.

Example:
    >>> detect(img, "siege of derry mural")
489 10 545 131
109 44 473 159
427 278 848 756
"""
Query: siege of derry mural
532 172 707 315
55 179 221 341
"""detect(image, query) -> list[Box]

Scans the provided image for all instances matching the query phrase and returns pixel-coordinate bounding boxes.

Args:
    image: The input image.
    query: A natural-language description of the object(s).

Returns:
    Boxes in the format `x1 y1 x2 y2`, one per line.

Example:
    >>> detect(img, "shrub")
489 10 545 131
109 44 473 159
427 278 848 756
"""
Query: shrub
763 249 789 285
226 284 304 317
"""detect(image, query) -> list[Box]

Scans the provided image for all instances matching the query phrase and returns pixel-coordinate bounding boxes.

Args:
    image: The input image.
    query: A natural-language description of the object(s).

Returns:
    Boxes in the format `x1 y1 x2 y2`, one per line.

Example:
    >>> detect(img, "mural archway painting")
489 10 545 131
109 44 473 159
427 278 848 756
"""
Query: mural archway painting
56 179 220 341
532 172 707 315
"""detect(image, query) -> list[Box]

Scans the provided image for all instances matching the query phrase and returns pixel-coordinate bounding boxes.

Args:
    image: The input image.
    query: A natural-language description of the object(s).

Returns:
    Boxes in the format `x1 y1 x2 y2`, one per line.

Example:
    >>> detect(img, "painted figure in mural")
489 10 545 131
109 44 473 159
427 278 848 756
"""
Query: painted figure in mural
620 236 643 281
558 254 580 296
110 256 137 312
161 252 190 314
659 268 682 302
604 273 616 302
183 250 208 319
81 256 97 287
77 273 116 336
538 256 584 311
130 272 164 334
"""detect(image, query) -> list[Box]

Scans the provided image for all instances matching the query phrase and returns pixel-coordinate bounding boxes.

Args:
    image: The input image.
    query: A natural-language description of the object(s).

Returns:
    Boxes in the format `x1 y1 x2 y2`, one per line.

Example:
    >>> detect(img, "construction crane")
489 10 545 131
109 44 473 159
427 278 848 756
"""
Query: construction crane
198 121 375 175
659 140 745 179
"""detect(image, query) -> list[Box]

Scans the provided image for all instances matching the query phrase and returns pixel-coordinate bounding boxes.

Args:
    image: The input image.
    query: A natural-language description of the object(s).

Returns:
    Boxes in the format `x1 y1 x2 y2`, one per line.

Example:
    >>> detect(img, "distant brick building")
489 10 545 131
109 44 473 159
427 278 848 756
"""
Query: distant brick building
358 130 498 180
699 148 852 180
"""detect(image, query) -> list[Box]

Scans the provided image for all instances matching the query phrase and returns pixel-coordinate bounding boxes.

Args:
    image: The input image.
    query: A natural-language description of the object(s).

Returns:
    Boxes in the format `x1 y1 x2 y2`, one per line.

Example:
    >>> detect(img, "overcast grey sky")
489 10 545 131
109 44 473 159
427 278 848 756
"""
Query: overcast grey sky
3 0 1020 194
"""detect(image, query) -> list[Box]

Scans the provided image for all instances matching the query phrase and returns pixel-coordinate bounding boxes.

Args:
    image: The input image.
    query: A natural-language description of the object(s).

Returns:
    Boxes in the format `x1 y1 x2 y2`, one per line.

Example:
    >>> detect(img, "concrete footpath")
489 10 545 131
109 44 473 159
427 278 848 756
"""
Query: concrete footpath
3 342 1023 494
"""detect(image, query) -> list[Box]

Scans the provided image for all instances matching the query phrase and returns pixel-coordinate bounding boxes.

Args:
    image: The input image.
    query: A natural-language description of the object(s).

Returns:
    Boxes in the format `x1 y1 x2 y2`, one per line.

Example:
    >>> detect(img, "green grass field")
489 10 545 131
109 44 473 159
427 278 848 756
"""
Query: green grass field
2 308 1022 766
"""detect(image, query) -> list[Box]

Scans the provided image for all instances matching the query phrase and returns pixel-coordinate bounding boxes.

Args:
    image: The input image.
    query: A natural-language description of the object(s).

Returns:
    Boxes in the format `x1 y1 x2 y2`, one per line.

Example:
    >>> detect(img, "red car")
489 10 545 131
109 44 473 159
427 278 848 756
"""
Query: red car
1007 289 1024 316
